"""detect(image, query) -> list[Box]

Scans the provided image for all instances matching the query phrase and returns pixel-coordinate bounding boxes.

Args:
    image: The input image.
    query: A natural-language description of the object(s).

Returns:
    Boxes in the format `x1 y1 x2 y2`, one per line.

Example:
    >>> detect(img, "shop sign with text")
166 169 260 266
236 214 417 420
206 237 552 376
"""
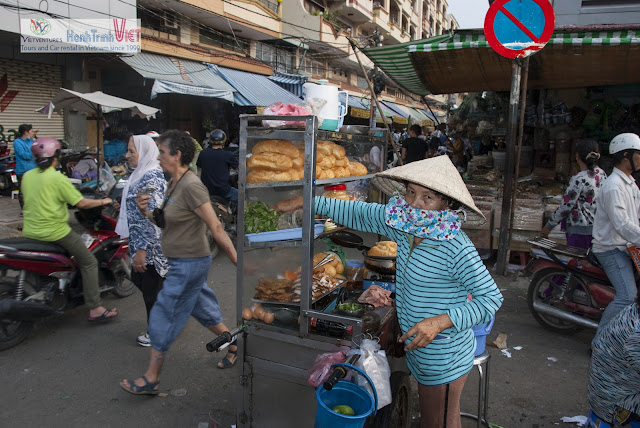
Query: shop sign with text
20 18 140 54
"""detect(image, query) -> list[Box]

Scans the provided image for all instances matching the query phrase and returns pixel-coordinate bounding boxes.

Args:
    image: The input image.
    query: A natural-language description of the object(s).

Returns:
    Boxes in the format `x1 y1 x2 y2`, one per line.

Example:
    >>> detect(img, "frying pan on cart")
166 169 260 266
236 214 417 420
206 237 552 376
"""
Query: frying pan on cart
329 231 396 275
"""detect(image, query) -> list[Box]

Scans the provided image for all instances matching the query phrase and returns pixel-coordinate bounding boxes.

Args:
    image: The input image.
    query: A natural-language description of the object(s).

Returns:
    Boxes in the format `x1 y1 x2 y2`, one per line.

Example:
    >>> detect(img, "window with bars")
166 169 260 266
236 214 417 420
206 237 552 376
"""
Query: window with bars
200 28 247 52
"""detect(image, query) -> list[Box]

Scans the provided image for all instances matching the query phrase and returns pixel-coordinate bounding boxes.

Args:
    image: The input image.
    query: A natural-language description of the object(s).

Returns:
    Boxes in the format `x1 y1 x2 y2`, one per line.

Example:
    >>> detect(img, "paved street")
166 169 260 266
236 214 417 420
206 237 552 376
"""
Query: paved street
0 195 594 428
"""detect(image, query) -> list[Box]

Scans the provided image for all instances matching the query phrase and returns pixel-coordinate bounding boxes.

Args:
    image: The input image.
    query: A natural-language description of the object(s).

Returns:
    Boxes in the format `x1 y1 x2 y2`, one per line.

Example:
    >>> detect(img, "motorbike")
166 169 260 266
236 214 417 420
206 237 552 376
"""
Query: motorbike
525 237 616 333
0 154 17 195
0 193 134 351
207 195 237 258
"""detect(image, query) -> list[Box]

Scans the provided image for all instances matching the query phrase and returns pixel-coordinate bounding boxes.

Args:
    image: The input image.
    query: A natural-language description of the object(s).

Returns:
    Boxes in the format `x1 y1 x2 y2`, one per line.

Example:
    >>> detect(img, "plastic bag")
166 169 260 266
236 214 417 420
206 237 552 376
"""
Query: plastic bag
261 99 327 128
98 162 116 193
348 339 392 409
307 350 347 387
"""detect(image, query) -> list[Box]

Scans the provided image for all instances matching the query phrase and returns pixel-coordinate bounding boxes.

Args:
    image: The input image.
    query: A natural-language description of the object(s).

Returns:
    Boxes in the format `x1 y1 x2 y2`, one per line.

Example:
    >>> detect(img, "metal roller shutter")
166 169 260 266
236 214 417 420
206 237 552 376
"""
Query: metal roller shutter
0 59 64 152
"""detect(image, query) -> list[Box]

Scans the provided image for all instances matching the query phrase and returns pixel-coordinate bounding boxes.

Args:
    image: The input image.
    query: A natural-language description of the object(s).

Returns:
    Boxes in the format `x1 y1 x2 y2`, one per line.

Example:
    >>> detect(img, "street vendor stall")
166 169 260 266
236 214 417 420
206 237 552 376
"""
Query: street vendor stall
360 25 640 270
207 115 411 427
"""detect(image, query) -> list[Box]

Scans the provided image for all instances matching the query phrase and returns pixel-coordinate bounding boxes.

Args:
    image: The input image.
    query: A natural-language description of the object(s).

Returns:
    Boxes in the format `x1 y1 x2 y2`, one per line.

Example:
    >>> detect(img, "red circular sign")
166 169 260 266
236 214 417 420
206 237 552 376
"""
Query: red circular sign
484 0 555 59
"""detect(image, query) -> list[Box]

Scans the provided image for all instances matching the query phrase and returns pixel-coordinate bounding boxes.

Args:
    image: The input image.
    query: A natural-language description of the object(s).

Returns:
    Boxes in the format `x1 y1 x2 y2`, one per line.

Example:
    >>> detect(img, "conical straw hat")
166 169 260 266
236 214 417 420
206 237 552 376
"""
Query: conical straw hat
375 155 485 221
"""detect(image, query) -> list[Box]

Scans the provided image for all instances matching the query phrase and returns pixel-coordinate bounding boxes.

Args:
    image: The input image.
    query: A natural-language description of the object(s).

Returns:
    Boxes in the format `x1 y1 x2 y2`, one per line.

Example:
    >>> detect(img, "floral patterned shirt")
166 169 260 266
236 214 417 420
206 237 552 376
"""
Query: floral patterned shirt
125 169 169 277
546 167 607 234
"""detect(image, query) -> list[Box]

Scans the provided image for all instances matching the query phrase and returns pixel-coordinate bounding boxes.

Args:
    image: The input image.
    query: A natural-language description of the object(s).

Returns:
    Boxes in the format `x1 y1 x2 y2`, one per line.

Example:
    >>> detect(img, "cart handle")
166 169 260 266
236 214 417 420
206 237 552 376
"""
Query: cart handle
327 363 378 415
205 325 245 352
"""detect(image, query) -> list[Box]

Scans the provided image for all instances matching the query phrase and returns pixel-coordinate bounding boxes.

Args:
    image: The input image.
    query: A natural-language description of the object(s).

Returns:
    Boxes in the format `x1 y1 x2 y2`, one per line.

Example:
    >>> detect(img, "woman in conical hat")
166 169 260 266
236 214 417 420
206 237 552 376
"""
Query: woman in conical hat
315 155 503 428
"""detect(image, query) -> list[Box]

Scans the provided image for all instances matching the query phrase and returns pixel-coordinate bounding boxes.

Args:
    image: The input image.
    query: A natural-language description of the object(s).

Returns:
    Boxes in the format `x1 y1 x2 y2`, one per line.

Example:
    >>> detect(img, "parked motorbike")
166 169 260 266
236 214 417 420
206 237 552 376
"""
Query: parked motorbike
0 154 17 195
525 237 616 333
0 197 134 351
206 195 237 258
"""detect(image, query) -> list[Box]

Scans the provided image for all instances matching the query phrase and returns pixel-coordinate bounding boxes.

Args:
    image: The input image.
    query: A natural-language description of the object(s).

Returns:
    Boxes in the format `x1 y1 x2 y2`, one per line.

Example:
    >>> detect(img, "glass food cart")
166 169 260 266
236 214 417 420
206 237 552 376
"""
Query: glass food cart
225 115 411 427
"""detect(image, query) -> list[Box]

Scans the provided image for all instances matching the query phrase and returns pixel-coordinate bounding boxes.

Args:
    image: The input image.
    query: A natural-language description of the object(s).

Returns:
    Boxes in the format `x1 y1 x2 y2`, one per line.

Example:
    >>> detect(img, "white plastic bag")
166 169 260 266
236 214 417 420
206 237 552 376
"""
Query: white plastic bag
348 339 392 410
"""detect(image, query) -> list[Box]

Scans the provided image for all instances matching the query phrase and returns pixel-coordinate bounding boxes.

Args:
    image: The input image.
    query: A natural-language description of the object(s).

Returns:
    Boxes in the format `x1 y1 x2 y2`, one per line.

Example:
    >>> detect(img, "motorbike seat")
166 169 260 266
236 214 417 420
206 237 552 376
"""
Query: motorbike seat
0 237 67 253
587 252 603 269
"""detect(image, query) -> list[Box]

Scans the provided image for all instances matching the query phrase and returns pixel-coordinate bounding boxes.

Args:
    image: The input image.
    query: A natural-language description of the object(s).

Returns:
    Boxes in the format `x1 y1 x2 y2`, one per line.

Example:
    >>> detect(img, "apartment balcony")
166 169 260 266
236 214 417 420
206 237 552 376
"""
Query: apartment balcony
327 0 374 23
387 19 409 43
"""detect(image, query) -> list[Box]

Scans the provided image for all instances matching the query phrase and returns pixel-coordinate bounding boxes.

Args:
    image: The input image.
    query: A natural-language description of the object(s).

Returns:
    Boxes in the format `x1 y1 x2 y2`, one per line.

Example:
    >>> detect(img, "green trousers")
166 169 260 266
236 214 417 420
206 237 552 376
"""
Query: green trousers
53 230 101 309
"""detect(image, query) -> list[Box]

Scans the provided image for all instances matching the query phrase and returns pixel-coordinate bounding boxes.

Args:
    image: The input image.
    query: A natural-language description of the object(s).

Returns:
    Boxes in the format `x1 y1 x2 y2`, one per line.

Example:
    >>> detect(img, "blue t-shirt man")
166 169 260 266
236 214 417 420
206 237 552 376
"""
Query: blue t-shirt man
196 146 239 201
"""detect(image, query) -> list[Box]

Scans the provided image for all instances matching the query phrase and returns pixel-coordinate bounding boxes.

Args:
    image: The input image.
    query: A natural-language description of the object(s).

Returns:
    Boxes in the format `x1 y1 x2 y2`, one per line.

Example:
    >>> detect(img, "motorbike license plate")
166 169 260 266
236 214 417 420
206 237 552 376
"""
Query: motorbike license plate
81 233 95 248
10 174 17 184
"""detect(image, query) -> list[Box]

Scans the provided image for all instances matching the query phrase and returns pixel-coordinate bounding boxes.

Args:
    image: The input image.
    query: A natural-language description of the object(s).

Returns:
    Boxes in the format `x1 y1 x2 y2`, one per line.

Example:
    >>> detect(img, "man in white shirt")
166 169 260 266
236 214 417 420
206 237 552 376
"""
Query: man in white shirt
592 133 640 332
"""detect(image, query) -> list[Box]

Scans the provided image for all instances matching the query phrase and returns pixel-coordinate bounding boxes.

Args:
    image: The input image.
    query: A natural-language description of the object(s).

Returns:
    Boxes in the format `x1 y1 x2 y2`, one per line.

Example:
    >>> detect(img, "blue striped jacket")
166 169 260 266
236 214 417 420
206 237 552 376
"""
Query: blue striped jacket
315 197 503 386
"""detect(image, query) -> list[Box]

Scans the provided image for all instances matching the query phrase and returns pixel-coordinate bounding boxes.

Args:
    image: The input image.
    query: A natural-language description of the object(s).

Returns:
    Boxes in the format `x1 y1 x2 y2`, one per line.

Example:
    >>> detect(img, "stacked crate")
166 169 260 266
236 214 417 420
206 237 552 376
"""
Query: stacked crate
463 183 498 251
492 197 545 252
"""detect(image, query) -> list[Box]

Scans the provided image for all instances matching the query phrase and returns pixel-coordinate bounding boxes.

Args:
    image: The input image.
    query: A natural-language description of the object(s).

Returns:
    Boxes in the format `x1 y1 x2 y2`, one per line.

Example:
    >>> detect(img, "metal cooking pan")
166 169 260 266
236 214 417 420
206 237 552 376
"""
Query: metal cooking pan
329 231 396 274
329 231 396 261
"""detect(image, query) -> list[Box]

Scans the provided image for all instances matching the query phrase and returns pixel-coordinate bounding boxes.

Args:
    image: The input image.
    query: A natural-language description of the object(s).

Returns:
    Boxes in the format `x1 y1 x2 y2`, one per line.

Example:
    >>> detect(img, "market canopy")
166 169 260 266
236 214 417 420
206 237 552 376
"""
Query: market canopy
361 26 640 95
121 53 235 102
210 65 303 107
42 88 159 119
268 71 307 97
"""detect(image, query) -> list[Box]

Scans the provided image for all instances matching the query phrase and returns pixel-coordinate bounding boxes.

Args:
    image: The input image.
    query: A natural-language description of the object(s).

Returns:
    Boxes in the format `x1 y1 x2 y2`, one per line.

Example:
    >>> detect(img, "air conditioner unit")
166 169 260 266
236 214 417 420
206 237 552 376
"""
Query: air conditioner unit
162 11 178 29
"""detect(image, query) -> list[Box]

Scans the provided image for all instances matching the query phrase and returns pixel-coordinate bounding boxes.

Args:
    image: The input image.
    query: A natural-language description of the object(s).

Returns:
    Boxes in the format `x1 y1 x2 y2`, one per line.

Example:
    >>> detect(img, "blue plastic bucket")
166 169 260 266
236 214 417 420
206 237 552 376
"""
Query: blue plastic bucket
472 316 495 356
314 364 377 428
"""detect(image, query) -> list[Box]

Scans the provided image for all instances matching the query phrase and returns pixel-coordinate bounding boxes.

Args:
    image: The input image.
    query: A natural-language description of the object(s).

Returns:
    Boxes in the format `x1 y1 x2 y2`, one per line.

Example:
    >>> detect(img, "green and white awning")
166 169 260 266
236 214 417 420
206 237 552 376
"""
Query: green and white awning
361 27 640 95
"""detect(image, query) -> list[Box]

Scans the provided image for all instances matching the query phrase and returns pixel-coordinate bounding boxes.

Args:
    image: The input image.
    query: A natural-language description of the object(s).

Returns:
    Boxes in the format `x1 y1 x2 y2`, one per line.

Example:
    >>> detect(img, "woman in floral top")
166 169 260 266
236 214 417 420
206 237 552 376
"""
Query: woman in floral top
115 135 168 347
541 139 606 249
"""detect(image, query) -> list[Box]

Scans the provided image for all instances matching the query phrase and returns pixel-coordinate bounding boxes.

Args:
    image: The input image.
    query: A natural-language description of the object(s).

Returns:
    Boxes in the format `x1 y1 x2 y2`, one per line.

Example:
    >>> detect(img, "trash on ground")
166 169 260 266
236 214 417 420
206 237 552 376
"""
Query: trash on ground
513 346 523 350
501 349 512 358
560 415 587 426
158 392 169 397
491 332 508 349
547 357 558 362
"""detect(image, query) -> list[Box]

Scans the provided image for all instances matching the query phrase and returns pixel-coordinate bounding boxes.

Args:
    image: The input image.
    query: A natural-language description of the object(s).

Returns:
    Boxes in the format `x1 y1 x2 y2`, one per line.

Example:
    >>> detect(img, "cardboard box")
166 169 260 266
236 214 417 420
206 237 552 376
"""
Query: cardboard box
463 201 493 231
464 229 492 250
492 229 538 252
493 200 544 231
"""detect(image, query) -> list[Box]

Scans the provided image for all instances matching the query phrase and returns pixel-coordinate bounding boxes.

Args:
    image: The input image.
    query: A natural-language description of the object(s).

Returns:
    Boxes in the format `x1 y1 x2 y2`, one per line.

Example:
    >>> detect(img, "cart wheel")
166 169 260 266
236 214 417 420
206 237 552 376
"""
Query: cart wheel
367 371 412 428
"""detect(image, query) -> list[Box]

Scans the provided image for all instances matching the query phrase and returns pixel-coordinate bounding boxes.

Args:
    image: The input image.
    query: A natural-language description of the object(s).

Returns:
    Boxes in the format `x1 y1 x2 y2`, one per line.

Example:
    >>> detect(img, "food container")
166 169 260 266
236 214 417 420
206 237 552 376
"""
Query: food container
303 79 348 131
246 222 325 242
345 259 364 289
323 184 350 200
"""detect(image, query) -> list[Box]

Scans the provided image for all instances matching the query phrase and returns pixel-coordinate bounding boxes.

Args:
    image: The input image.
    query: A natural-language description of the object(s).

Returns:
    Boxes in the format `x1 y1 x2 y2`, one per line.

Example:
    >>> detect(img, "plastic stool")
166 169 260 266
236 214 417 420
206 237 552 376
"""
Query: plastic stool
11 190 19 200
508 251 529 268
461 350 491 428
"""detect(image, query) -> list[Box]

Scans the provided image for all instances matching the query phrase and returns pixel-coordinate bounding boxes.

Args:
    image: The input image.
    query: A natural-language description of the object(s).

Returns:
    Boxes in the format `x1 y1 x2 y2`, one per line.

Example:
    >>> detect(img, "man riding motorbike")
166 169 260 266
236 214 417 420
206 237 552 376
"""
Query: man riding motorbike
196 129 239 203
21 137 118 323
591 133 640 335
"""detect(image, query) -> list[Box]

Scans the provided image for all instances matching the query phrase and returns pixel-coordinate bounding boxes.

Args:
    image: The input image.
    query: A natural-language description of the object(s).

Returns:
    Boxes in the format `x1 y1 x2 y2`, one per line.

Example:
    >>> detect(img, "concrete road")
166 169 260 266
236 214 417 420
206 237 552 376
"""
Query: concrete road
0 197 594 427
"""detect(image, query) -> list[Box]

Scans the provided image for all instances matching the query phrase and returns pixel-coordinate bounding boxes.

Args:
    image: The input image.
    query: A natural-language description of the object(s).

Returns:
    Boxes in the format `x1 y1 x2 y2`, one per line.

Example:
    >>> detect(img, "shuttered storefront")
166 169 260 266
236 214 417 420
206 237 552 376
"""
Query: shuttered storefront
0 59 64 152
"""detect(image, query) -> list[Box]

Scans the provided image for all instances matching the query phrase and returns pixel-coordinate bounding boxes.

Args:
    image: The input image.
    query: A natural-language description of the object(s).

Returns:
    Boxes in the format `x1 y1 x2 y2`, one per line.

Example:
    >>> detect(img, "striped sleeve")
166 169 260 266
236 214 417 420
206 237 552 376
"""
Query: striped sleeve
445 240 503 332
625 330 640 373
314 196 401 239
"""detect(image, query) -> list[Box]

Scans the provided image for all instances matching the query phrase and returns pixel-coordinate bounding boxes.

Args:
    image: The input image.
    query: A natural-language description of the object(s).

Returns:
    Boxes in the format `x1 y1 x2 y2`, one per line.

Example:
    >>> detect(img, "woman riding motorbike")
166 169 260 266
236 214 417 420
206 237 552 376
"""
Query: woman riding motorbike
21 137 118 323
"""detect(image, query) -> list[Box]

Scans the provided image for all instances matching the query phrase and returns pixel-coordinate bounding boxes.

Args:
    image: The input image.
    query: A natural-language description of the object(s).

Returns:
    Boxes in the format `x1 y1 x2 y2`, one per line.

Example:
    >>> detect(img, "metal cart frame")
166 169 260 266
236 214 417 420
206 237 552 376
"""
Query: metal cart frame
234 115 410 427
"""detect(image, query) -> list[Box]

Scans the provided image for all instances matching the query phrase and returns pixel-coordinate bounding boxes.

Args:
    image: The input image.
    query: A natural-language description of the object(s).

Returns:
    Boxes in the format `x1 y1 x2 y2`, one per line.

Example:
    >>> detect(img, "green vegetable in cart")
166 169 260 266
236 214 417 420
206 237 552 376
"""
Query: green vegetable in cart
244 202 281 234
338 302 362 312
332 404 355 416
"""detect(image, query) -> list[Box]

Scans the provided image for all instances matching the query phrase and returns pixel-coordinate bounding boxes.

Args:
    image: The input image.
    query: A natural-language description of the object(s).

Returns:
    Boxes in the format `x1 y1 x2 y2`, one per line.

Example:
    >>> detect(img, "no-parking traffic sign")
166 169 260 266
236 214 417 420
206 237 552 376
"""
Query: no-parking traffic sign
484 0 555 59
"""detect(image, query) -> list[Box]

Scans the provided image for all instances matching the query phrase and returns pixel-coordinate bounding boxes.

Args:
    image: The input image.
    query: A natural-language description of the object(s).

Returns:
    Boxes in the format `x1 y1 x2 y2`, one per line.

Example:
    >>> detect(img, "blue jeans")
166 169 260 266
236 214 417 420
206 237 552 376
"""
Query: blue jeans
594 249 638 332
224 187 238 202
148 256 223 352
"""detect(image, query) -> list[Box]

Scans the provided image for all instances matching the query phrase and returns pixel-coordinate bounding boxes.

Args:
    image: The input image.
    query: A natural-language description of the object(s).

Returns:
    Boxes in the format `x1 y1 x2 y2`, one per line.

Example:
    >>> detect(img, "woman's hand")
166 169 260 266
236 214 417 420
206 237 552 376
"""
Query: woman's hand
399 314 453 351
132 249 147 273
137 190 152 212
540 226 550 238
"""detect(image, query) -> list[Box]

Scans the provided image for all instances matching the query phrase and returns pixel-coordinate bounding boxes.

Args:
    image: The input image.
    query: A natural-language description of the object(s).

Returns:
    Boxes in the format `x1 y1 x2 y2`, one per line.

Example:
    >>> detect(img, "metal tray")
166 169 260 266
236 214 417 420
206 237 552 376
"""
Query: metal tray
252 278 346 307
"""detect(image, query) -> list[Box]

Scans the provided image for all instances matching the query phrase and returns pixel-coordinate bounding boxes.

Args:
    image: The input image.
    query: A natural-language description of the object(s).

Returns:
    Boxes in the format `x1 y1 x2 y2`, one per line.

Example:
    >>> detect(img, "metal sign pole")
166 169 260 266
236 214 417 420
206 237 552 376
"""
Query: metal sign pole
496 59 522 276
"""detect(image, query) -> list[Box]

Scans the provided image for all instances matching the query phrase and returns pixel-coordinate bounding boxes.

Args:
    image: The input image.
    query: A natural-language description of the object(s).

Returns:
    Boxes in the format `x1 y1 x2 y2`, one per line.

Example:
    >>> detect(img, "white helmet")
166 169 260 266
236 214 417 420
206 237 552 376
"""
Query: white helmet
609 133 640 154
146 131 160 139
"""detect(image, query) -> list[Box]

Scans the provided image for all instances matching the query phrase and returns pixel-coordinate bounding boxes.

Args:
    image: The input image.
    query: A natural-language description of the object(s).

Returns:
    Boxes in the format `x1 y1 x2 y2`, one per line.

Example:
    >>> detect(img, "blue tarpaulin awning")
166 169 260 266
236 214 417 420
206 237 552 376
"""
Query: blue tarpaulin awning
121 53 235 102
268 71 307 97
210 65 303 107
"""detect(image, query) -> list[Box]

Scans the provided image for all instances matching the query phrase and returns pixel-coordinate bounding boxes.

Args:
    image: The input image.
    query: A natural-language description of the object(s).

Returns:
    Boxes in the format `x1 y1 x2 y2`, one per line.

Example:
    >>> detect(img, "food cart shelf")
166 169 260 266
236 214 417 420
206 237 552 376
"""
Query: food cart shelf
245 174 376 189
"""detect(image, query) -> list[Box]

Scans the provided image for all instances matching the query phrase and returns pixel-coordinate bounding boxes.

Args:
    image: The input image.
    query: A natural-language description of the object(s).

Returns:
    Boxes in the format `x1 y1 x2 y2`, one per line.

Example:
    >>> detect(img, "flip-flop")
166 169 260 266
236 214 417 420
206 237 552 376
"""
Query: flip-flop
120 375 160 396
217 346 238 369
88 309 118 323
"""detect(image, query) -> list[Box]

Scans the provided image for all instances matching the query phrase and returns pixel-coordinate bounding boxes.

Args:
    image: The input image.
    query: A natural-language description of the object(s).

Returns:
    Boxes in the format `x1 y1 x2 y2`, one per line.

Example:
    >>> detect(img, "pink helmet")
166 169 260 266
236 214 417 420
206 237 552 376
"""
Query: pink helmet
31 137 61 164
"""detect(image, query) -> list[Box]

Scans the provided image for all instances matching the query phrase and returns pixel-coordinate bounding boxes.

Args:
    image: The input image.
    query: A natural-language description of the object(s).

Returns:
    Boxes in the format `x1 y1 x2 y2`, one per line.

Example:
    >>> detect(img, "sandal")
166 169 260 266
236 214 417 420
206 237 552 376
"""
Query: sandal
120 375 159 396
88 309 117 323
217 342 238 369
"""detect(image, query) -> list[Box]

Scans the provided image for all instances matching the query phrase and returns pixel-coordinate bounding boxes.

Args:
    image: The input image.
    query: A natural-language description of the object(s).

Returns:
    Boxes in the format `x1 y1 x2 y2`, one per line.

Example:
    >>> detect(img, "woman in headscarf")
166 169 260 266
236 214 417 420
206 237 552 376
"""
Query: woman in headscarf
116 135 168 347
316 156 503 428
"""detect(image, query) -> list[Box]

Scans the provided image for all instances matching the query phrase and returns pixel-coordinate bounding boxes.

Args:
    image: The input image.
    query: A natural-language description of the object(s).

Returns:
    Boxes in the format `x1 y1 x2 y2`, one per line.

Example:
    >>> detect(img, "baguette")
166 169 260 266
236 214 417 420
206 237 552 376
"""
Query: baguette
275 196 304 212
247 170 293 183
348 161 368 176
247 153 293 171
252 139 299 158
